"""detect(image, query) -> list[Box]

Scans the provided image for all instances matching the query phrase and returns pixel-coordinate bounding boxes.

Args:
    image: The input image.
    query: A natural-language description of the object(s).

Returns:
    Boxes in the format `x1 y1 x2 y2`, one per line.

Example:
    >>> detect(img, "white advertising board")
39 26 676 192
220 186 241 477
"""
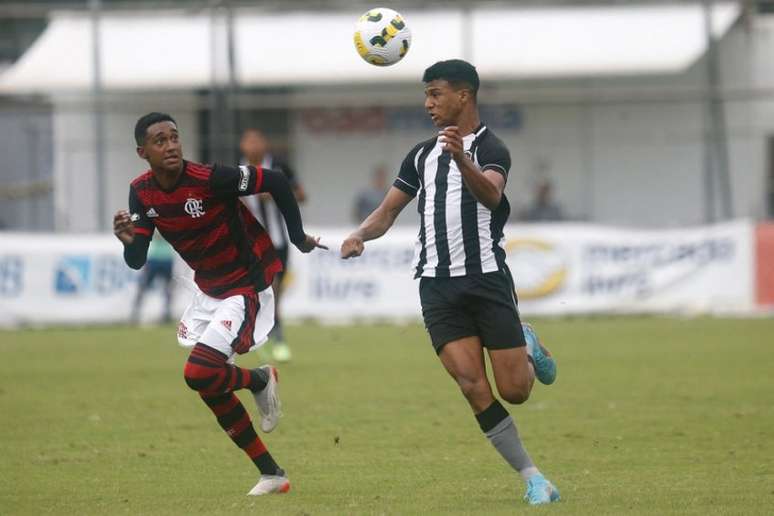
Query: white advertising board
0 220 754 327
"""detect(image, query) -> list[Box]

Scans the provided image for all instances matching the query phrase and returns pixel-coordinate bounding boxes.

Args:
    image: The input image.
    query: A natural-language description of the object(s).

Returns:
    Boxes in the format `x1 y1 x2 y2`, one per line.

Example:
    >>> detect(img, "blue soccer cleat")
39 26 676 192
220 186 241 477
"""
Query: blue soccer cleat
524 473 560 505
522 323 557 385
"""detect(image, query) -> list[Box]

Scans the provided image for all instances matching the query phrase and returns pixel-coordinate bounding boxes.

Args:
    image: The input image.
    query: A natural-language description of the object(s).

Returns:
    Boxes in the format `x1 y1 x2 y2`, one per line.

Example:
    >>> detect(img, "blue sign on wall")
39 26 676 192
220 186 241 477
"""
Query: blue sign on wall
54 255 134 296
55 256 91 294
0 255 23 297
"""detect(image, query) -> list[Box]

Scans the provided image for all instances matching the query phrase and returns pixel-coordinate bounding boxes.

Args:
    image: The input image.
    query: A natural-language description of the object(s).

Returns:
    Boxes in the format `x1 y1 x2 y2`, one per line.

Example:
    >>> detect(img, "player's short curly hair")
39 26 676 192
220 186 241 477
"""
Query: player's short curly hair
422 59 480 97
134 112 177 146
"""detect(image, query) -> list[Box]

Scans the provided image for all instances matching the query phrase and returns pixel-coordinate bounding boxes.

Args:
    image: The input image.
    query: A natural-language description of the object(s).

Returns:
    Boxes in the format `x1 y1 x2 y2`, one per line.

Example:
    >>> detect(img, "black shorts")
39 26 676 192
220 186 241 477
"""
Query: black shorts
419 268 526 354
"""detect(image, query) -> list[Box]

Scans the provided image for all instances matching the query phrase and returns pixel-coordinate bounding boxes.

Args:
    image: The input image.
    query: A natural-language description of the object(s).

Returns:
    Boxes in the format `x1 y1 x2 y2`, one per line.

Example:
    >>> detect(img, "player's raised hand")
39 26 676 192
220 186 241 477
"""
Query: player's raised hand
439 126 464 159
113 210 136 245
296 234 328 253
340 235 365 259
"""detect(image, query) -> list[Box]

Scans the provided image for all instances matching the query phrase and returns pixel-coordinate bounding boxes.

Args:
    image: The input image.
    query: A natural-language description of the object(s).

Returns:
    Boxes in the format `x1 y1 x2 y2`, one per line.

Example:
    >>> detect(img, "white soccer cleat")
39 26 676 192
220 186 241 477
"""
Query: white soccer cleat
247 471 290 496
253 365 282 433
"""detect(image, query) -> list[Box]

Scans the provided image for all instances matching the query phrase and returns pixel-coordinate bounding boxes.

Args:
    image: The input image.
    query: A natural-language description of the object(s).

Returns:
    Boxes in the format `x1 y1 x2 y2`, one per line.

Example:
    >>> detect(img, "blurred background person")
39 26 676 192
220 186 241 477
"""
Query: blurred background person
130 233 174 324
239 128 306 363
520 180 565 222
353 164 389 224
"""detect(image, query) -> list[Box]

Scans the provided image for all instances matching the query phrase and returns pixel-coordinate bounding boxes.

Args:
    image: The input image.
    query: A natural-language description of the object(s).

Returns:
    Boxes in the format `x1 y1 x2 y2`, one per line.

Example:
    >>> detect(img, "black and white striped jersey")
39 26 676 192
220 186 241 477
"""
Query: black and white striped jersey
242 154 299 251
393 124 511 279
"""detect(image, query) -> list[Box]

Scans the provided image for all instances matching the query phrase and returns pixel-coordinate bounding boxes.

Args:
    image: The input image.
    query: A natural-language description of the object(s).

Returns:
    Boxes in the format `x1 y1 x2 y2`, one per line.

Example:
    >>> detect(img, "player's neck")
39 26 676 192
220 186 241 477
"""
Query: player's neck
453 110 481 137
152 162 184 191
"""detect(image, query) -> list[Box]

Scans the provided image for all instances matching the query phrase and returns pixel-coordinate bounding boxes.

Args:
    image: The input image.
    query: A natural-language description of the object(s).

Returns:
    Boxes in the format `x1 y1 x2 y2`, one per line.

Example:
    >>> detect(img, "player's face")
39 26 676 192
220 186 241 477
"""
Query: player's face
137 121 183 174
424 80 466 127
240 130 268 163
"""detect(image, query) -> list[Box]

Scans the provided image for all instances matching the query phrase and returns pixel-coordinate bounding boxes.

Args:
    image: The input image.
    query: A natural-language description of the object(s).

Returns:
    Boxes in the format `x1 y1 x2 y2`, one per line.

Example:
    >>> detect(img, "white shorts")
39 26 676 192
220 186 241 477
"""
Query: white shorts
176 286 275 358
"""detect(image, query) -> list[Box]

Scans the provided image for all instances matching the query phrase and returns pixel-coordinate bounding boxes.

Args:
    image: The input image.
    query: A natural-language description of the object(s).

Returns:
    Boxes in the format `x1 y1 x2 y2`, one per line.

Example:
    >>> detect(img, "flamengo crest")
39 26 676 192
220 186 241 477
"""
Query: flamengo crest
184 198 205 218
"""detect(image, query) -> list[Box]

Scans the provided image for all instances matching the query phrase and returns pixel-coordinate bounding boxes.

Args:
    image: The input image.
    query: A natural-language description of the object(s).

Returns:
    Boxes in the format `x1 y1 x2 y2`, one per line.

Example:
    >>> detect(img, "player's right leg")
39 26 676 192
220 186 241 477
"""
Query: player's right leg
438 337 556 504
451 344 556 505
425 274 559 505
183 344 286 483
178 289 288 495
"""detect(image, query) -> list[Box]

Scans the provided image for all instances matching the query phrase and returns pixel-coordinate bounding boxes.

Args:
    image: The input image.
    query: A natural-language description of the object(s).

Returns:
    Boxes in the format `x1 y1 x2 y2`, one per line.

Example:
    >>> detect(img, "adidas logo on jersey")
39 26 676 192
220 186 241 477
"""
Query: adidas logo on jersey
146 207 159 218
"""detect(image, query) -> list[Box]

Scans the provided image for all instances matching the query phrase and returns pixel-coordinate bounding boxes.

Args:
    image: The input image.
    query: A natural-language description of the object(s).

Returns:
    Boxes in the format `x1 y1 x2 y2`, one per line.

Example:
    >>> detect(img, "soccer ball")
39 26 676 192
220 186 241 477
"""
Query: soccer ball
353 7 411 66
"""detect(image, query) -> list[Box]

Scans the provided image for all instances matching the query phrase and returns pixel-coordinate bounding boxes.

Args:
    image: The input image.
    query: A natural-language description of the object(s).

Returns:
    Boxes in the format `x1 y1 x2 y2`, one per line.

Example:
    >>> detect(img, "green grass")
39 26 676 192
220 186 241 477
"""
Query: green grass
1 317 773 515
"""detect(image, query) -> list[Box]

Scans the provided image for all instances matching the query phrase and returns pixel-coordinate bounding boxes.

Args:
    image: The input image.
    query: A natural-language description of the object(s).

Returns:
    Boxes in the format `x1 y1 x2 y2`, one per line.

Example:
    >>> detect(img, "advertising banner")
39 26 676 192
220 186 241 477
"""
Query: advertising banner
0 220 756 327
0 234 190 327
283 220 755 319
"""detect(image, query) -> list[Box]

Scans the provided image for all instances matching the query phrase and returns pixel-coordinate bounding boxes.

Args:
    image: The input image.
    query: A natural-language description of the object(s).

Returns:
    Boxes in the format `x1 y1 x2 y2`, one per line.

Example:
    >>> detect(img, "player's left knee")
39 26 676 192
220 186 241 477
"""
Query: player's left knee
498 382 531 405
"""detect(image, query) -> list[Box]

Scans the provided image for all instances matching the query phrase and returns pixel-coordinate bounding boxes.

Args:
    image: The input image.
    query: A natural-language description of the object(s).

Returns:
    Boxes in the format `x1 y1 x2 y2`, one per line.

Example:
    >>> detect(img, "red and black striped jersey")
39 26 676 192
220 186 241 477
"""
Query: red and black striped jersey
128 161 281 299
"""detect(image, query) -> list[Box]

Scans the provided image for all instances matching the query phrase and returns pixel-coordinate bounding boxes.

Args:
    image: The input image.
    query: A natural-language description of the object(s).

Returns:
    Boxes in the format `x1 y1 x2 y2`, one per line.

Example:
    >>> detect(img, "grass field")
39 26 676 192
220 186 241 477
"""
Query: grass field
1 317 773 515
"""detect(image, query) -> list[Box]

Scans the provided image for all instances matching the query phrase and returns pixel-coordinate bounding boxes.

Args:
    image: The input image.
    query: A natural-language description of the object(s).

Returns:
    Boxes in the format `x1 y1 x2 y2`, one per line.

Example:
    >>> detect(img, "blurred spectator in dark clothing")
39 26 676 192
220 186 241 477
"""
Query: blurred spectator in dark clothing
131 234 174 324
521 180 565 222
353 165 388 223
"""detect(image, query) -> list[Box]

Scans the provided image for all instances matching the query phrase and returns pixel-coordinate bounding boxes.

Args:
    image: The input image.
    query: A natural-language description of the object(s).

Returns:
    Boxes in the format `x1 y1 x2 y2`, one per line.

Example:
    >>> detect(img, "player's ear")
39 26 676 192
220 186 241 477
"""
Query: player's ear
136 146 147 160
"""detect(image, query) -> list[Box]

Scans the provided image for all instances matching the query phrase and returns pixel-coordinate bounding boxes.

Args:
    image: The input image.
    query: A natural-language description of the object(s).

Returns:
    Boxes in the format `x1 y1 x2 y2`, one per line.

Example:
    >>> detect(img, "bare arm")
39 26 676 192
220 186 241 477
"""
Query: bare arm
440 126 505 211
341 186 413 258
259 169 326 252
456 157 505 211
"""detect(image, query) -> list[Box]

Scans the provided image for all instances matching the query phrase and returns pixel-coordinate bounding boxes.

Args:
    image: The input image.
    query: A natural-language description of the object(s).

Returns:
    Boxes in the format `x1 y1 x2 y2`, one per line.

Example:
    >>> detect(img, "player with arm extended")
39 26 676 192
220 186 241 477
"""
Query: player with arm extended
340 60 560 506
114 112 326 496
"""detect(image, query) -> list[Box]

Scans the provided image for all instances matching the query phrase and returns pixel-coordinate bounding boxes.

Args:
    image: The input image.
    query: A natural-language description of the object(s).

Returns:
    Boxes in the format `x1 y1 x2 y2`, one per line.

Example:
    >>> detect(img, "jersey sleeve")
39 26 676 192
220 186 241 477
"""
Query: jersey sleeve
392 144 423 198
210 164 264 197
258 169 306 246
129 185 155 238
274 159 299 189
476 136 511 181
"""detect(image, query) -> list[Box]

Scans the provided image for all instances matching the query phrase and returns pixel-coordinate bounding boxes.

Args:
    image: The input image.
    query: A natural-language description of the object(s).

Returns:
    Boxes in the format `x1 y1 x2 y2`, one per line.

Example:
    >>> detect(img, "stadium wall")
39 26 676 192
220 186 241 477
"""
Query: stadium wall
0 220 768 328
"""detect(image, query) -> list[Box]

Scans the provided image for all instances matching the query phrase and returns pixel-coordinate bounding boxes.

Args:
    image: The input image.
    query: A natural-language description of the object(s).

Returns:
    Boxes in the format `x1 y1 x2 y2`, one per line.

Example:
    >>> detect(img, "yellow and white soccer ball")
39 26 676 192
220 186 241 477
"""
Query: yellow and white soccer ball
353 7 411 66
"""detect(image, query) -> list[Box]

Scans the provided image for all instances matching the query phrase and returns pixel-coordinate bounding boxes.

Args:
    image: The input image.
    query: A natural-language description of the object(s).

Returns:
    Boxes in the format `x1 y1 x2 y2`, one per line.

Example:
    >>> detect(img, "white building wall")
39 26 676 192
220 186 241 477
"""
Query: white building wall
48 16 774 232
52 93 200 232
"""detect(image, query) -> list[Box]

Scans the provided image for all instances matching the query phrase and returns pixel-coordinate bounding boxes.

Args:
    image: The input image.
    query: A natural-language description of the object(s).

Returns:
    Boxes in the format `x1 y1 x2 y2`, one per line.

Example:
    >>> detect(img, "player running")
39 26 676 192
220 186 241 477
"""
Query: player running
114 112 325 496
340 60 560 505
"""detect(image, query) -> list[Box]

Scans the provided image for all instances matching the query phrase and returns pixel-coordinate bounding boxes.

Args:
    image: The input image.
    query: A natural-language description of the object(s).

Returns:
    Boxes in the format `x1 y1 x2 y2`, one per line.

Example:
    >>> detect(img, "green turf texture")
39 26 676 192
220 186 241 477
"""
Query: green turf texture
1 317 773 515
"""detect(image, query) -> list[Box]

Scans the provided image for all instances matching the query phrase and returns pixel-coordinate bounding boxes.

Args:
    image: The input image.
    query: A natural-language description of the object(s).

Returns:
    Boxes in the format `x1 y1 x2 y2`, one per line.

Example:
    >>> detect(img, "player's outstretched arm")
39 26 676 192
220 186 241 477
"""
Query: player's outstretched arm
260 169 326 253
113 209 151 269
341 186 412 259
